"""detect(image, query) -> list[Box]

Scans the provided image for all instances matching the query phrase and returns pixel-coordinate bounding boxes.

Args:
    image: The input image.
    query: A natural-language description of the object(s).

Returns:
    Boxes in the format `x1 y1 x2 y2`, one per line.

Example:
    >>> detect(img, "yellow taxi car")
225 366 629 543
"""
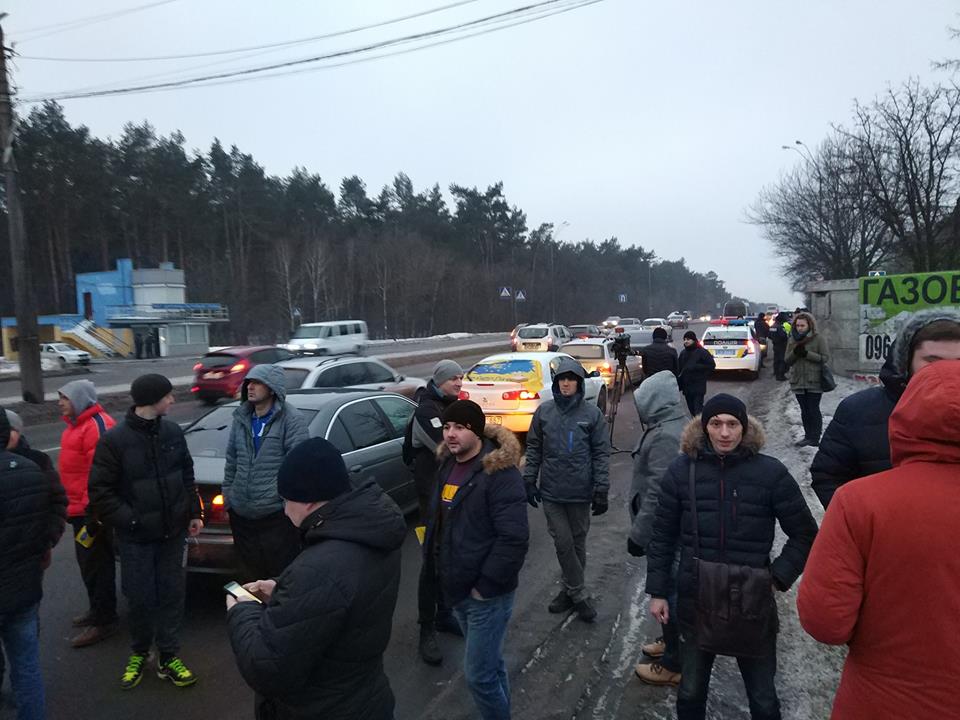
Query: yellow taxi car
459 352 606 433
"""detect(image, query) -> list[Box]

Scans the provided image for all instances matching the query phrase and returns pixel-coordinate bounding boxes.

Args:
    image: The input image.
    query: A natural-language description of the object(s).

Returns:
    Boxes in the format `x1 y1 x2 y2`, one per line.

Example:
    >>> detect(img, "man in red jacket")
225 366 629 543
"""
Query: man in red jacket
58 379 117 648
797 360 960 720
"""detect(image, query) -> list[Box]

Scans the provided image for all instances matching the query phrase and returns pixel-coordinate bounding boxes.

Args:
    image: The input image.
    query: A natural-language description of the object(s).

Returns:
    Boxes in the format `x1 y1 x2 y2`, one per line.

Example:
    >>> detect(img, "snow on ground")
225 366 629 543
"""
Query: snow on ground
366 331 503 345
0 357 63 374
755 376 869 719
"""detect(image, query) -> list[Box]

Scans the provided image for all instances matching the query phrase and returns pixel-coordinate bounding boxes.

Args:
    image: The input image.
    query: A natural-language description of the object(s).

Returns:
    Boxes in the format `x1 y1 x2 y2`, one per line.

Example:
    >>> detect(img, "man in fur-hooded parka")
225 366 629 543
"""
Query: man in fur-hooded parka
645 396 818 633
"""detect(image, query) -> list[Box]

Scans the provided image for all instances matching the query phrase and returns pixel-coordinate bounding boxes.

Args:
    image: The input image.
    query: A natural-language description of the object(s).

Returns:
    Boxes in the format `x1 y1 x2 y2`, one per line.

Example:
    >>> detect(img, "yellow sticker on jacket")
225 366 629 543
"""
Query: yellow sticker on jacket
442 483 459 502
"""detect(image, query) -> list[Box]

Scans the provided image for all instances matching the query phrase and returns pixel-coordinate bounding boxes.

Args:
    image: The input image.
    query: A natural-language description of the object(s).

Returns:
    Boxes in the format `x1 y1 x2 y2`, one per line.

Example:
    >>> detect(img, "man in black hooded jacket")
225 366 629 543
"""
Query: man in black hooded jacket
227 438 406 720
810 309 960 508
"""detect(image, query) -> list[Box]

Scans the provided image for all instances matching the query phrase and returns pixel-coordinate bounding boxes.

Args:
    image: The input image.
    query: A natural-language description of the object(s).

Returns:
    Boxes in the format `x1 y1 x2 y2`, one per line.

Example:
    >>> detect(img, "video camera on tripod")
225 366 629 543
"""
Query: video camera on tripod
610 328 634 363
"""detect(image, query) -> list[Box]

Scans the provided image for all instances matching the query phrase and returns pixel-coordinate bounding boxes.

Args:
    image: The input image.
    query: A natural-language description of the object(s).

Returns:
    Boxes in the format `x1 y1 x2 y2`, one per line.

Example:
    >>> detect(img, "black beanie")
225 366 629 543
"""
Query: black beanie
701 393 748 432
277 438 352 503
130 373 174 407
653 327 668 340
441 399 486 439
683 330 697 341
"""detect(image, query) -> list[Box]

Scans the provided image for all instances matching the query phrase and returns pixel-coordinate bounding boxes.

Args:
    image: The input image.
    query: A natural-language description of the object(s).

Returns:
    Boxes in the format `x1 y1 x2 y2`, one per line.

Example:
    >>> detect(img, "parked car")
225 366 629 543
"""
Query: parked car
666 311 688 329
701 325 761 379
601 316 622 331
568 324 604 339
460 352 606 433
40 342 90 367
560 338 643 389
641 318 674 341
282 320 369 356
191 346 297 404
277 355 425 398
511 323 572 352
184 389 418 573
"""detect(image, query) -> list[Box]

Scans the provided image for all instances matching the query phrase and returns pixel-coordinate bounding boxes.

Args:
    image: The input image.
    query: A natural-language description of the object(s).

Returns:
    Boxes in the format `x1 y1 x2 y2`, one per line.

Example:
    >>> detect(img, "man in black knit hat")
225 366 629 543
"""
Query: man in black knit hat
89 373 203 690
227 437 406 720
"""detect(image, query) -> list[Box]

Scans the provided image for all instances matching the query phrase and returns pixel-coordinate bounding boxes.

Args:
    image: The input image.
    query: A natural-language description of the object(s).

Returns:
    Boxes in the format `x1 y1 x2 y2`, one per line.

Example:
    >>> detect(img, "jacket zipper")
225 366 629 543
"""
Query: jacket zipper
718 456 725 556
732 485 738 531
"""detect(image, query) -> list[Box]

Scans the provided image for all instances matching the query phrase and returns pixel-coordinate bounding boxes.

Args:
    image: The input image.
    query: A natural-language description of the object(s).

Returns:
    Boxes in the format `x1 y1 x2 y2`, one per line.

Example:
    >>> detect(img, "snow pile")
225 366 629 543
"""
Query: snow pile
0 358 62 374
367 331 505 345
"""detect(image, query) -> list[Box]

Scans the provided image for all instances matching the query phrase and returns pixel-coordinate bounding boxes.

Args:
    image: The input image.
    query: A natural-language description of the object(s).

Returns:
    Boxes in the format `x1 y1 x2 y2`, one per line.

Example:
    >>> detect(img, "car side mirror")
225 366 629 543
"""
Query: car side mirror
397 375 405 381
588 370 601 378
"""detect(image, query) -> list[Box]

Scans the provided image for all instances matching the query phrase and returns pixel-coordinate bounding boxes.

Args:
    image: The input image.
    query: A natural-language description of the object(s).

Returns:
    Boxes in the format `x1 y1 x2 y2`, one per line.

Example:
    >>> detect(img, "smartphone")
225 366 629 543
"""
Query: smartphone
224 581 262 604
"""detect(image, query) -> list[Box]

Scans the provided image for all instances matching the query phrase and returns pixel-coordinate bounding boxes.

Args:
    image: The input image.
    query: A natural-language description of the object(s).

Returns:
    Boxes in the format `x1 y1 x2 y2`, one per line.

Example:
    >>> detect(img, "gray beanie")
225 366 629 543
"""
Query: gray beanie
893 308 960 375
4 409 23 433
433 359 463 386
59 379 98 415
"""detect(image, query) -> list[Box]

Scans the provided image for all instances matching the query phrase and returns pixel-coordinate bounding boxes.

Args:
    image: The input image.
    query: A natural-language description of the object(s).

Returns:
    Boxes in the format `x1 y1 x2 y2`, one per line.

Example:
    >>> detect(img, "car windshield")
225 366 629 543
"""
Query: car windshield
467 359 543 385
642 319 664 326
570 326 594 333
50 343 74 352
291 325 329 339
517 327 548 339
560 344 605 360
282 367 310 389
185 406 318 457
199 352 239 368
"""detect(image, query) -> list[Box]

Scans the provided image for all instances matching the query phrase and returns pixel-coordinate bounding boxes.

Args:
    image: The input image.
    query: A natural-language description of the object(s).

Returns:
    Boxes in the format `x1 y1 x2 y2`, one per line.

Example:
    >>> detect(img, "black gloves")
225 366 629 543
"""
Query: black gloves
627 538 645 557
792 345 807 358
591 491 608 516
525 483 541 509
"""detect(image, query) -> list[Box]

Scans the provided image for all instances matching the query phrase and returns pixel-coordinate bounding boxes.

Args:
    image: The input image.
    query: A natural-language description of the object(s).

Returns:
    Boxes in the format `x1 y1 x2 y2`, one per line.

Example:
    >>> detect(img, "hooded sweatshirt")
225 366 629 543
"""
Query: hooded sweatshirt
58 379 115 517
224 364 309 519
228 481 406 720
798 360 960 720
629 372 689 549
523 356 610 502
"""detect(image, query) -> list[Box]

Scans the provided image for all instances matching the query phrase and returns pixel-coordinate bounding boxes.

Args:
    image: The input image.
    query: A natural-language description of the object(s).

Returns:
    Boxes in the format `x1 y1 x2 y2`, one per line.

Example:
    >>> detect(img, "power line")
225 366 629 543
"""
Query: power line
17 0 482 62
17 0 180 42
21 0 602 103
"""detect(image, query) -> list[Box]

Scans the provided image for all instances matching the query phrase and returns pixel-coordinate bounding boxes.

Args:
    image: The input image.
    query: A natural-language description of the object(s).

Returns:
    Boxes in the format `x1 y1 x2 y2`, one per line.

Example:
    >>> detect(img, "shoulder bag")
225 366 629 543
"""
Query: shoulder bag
689 462 779 658
820 364 837 393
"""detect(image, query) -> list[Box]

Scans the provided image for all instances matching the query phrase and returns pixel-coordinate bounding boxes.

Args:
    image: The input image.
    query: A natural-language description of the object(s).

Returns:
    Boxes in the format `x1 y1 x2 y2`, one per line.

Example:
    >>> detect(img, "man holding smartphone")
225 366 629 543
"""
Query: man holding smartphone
226 437 405 720
89 374 203 691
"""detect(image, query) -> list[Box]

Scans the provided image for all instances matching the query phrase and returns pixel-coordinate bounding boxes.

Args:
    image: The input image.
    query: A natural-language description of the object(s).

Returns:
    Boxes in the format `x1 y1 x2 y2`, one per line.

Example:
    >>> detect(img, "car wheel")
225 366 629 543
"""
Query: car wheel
748 368 760 381
58 357 67 369
200 396 218 406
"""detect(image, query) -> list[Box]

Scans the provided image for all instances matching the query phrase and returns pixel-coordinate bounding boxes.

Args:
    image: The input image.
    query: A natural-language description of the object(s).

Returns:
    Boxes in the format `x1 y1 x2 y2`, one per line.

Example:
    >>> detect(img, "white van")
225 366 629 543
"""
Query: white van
284 320 369 356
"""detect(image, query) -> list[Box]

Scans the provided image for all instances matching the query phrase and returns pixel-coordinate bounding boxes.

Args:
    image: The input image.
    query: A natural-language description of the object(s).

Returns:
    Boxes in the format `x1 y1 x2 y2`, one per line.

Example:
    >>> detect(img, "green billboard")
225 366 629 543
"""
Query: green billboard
859 270 960 367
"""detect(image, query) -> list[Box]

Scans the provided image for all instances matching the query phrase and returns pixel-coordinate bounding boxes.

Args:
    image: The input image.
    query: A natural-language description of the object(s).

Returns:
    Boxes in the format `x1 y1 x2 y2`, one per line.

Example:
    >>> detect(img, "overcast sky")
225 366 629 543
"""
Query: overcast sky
6 0 959 306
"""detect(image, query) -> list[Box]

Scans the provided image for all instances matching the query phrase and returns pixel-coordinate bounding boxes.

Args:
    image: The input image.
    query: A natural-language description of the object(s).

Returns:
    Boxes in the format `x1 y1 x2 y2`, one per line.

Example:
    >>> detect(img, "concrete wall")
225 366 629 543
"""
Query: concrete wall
806 279 861 376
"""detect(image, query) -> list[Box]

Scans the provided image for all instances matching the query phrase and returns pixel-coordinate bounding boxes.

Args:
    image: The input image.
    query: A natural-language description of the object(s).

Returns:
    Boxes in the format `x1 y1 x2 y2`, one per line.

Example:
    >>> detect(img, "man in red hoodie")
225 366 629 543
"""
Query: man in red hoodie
797 360 960 720
58 379 117 648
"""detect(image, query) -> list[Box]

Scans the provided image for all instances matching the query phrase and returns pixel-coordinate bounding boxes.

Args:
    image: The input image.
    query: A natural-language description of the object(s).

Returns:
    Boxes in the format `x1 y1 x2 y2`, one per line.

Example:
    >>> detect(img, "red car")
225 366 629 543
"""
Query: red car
191 346 297 404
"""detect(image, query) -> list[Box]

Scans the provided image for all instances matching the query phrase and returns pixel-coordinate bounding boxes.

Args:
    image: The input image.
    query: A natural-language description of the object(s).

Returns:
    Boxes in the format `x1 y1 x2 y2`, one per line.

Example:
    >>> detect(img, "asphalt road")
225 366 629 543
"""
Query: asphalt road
2 326 790 720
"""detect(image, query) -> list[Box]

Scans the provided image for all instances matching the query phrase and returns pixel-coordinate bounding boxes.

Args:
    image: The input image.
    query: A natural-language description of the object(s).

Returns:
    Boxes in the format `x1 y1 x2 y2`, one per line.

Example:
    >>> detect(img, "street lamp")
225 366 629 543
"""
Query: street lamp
781 139 824 246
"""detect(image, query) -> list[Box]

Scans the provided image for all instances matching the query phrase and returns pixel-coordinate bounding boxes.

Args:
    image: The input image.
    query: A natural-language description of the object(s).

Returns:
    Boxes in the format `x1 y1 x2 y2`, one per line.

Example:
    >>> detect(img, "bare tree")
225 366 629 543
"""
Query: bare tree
844 80 960 271
750 135 893 290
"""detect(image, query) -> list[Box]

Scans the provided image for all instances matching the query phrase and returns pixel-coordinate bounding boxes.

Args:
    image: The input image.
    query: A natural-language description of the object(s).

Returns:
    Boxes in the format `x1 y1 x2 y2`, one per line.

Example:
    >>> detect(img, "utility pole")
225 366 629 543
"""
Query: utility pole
0 20 44 402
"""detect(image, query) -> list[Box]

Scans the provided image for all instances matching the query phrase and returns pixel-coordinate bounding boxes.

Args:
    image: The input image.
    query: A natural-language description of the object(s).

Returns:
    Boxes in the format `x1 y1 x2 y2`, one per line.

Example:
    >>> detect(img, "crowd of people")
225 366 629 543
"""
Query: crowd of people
0 307 958 720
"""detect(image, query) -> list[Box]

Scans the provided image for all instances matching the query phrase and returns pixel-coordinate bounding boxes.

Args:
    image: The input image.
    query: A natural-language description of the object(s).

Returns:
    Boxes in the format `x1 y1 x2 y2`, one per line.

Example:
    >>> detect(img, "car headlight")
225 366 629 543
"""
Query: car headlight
303 343 317 350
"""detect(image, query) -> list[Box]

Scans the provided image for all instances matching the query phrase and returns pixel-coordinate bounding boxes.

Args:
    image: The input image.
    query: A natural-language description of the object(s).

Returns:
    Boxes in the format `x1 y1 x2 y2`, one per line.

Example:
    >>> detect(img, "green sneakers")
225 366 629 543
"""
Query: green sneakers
156 656 197 687
120 654 147 690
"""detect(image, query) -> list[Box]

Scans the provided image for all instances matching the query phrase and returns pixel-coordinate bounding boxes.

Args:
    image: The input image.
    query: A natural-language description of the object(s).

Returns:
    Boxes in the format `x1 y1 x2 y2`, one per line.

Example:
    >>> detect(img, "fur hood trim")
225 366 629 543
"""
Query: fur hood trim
679 415 766 458
436 423 523 474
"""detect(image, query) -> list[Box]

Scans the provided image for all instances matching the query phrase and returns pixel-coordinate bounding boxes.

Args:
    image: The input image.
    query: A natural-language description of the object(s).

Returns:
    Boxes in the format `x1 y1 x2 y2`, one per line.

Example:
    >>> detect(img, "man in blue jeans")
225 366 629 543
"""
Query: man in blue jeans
425 400 528 720
0 406 67 719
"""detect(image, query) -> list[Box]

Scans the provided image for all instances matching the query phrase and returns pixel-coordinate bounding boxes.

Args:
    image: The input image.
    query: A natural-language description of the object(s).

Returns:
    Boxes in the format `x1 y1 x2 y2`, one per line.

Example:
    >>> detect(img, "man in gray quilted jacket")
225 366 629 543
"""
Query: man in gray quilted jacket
524 357 610 622
224 364 309 580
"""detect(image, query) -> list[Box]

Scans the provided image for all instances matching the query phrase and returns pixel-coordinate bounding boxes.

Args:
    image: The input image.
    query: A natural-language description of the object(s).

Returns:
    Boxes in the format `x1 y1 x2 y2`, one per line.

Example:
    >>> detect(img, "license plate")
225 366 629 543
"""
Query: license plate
487 415 503 425
522 343 540 350
715 349 736 356
203 371 224 379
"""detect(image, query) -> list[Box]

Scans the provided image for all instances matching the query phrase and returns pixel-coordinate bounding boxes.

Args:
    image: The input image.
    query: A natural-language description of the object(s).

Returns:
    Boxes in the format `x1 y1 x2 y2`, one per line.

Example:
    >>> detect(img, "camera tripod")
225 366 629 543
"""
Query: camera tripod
606 354 633 447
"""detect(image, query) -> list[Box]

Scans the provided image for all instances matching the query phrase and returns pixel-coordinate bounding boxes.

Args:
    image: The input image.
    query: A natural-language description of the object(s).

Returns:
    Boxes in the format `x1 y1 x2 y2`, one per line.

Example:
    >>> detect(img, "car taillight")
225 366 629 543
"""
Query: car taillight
600 362 612 372
744 341 756 355
501 390 540 400
230 361 248 373
213 494 224 507
193 362 202 371
190 386 199 393
458 390 470 400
